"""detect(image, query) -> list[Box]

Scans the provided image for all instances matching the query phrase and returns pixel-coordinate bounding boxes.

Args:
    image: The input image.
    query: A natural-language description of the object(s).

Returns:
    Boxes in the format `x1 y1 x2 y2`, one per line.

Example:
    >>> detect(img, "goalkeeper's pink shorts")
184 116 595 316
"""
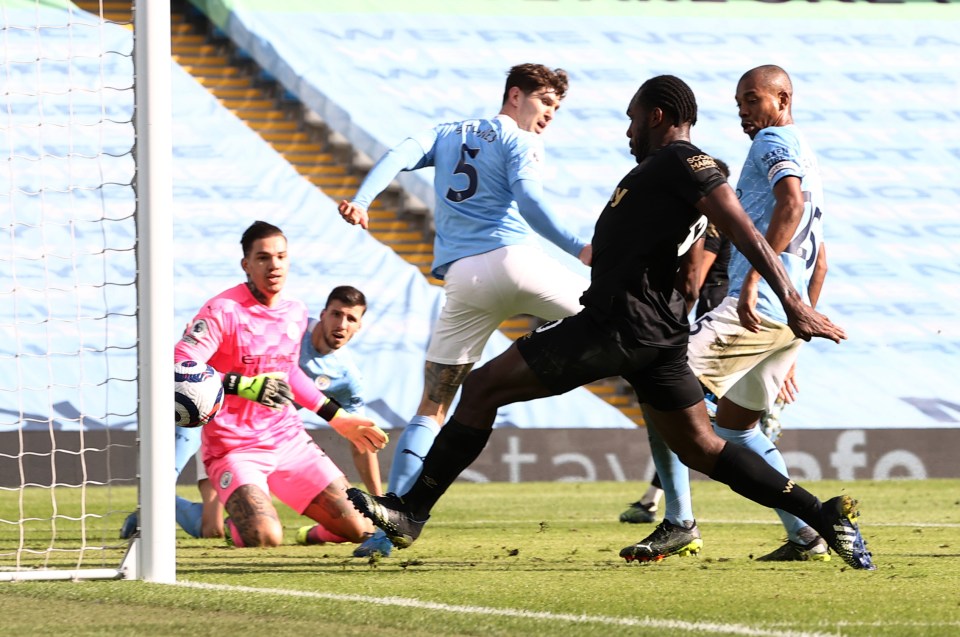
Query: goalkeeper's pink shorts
205 429 343 514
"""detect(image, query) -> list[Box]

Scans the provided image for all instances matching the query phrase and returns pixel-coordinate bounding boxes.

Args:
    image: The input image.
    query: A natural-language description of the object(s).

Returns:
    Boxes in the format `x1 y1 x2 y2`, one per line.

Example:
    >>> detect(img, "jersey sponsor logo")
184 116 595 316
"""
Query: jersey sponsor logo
314 375 332 391
766 159 799 182
219 470 233 490
609 187 628 207
240 353 296 365
686 154 718 172
761 146 788 163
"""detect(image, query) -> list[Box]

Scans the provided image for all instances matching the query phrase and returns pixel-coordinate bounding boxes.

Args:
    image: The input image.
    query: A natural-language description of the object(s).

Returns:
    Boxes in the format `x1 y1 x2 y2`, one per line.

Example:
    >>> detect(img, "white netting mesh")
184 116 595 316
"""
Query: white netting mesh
0 1 136 576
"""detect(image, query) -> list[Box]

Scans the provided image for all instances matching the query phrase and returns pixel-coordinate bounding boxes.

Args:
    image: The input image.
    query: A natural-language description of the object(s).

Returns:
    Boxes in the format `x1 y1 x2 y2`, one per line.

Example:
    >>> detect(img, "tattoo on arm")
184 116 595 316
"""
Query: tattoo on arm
424 361 473 406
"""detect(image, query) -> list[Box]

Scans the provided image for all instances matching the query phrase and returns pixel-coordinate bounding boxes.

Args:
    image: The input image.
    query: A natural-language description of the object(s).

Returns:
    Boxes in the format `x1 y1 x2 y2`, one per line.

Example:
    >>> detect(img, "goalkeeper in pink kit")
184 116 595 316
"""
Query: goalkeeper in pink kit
175 220 388 547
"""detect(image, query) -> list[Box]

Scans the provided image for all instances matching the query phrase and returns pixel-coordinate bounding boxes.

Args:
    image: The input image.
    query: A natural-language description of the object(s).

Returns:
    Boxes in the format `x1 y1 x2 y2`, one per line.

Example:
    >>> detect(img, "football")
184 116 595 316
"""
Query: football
174 360 224 428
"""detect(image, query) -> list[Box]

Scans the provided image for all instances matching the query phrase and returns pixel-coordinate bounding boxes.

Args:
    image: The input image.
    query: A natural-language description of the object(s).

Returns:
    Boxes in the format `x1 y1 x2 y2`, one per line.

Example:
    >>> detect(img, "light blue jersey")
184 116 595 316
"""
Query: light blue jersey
728 124 824 324
354 114 585 279
298 318 365 415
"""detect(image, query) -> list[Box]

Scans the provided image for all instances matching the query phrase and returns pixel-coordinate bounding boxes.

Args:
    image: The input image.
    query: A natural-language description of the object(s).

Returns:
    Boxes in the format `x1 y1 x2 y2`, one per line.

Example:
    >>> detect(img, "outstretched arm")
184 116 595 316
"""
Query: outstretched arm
696 183 844 343
511 178 589 263
339 137 431 229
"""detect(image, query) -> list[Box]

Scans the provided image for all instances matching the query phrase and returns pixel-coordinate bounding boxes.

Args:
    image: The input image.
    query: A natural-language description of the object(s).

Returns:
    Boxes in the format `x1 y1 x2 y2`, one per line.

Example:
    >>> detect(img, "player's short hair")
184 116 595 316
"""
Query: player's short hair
636 75 698 127
325 285 367 314
714 157 730 179
502 63 569 104
240 220 285 257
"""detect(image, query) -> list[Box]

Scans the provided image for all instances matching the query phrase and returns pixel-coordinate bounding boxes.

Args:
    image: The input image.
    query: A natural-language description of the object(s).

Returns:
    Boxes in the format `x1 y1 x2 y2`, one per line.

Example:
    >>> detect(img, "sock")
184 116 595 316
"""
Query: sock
225 518 245 548
402 417 491 519
709 442 821 529
305 524 349 545
174 425 202 477
175 496 203 538
650 472 662 490
714 424 807 543
646 426 693 525
387 415 442 495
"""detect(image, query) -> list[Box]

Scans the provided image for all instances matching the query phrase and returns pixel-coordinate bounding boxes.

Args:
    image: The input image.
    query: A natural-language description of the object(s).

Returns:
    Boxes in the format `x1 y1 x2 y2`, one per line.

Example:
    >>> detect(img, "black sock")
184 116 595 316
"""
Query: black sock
709 442 821 529
402 417 492 519
651 471 662 490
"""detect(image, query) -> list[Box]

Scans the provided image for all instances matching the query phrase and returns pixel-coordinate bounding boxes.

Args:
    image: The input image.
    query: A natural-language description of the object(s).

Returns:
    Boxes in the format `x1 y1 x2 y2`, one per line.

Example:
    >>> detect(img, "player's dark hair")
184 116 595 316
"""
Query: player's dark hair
636 75 698 127
502 63 568 104
325 285 367 314
240 220 285 257
715 157 730 179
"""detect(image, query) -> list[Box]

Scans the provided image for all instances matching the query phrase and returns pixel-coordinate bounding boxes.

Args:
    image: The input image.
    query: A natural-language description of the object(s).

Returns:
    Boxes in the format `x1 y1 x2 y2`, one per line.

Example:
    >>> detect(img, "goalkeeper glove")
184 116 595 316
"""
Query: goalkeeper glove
223 372 293 409
317 398 389 453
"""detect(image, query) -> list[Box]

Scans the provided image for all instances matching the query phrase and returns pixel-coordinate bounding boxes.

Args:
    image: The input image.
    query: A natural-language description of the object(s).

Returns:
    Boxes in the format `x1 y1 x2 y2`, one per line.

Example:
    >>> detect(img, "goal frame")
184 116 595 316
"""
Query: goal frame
0 0 175 583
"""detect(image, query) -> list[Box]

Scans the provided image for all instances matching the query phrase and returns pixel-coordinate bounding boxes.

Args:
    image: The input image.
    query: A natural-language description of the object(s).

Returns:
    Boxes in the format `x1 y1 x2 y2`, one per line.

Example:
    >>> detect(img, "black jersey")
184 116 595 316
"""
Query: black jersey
695 224 731 318
582 141 726 348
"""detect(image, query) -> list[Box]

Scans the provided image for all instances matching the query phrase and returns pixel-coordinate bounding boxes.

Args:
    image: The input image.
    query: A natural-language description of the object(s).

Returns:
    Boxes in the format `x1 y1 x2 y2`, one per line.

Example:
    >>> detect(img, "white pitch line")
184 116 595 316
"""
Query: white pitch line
172 580 837 637
435 518 960 529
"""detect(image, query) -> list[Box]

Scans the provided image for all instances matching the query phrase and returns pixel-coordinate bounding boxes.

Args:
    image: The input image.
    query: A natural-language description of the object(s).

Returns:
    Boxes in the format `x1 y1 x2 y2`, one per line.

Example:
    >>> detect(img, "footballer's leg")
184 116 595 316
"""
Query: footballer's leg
350 312 618 548
350 343 554 548
224 485 283 547
270 431 374 544
300 476 373 544
356 367 463 557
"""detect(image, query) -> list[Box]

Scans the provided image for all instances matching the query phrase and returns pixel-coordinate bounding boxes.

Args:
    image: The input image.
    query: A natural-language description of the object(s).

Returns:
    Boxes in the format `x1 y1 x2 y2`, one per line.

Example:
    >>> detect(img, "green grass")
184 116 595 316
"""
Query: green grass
2 480 960 636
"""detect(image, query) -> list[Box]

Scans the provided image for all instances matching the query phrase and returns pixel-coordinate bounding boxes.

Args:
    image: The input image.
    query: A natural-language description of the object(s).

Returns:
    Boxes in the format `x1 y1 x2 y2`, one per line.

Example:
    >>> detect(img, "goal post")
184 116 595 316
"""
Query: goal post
0 0 174 582
134 0 175 584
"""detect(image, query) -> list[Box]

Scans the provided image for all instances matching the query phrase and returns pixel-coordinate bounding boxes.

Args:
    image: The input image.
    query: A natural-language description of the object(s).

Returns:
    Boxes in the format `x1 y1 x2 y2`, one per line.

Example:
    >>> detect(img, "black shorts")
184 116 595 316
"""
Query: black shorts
515 310 703 412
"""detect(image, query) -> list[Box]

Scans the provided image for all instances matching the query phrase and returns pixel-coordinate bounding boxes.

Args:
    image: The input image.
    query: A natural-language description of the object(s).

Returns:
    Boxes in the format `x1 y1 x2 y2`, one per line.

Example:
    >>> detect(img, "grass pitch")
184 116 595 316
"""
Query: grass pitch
2 479 959 636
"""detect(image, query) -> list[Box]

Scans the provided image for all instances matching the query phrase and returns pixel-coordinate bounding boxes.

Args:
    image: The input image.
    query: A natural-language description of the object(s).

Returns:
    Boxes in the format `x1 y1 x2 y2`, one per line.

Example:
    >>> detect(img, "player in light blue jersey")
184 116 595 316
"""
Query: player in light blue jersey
296 285 386 546
632 65 836 564
339 63 592 558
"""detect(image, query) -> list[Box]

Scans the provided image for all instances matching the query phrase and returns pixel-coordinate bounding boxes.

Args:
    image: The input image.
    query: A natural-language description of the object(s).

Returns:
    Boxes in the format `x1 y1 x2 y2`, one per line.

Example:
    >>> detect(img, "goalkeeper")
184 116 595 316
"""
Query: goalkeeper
174 220 388 548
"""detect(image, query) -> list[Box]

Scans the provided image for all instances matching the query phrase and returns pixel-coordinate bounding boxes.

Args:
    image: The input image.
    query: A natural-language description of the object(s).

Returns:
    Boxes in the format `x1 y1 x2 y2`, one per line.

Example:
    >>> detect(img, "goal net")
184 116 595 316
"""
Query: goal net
0 0 172 582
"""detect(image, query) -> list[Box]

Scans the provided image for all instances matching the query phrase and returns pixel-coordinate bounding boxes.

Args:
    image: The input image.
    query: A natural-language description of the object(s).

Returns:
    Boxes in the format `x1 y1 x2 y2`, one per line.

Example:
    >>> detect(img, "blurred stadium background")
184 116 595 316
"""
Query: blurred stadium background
3 0 958 492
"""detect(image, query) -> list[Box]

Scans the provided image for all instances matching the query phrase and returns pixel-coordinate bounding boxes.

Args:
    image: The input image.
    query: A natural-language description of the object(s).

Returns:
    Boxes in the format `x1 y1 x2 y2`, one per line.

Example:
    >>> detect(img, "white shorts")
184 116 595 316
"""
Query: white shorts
427 244 588 365
195 453 207 481
687 296 802 412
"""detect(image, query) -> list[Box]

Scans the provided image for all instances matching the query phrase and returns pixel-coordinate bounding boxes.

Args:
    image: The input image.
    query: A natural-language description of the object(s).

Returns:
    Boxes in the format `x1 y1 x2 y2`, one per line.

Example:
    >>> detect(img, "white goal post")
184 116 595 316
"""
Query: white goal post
0 0 173 582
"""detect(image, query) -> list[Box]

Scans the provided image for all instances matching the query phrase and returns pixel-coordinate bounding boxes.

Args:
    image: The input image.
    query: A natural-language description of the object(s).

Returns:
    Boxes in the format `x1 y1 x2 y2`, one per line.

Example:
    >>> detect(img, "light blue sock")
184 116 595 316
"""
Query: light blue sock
646 425 694 526
174 425 202 478
713 424 807 543
174 427 204 537
387 415 442 495
175 496 203 538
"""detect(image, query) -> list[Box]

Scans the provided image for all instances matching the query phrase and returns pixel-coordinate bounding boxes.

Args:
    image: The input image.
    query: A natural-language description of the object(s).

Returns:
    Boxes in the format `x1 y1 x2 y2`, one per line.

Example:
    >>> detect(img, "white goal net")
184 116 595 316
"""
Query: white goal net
0 0 172 582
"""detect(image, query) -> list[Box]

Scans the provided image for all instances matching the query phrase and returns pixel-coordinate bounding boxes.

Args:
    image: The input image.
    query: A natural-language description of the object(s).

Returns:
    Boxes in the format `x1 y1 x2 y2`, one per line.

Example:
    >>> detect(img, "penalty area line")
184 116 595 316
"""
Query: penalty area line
174 580 834 637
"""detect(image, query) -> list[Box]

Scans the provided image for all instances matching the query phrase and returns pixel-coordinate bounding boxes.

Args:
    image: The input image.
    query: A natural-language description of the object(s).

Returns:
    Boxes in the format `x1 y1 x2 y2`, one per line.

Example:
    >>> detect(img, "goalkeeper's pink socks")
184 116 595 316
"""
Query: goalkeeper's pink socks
303 524 349 545
224 518 245 547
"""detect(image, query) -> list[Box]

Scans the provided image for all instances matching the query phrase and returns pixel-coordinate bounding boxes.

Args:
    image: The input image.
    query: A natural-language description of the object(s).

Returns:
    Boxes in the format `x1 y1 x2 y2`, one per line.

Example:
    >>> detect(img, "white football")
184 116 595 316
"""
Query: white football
174 360 224 428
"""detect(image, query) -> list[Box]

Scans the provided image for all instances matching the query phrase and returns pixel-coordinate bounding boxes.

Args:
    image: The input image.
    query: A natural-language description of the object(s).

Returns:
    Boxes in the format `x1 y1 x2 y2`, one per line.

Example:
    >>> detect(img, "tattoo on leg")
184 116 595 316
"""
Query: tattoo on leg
310 478 364 521
225 485 278 541
424 361 473 406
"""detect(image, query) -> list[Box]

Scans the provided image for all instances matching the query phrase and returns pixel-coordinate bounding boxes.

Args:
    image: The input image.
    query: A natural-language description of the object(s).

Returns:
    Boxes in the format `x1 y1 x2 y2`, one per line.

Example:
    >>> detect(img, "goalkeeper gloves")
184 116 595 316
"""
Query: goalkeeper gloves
317 398 389 453
223 372 293 409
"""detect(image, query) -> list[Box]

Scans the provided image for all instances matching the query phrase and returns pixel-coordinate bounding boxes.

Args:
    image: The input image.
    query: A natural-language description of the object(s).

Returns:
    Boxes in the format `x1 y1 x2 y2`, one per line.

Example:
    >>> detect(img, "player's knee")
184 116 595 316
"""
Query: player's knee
240 518 284 548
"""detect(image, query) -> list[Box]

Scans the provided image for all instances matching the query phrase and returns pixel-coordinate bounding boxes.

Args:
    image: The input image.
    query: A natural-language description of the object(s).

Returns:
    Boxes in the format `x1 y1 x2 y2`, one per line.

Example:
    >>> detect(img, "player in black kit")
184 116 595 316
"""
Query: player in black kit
348 75 875 571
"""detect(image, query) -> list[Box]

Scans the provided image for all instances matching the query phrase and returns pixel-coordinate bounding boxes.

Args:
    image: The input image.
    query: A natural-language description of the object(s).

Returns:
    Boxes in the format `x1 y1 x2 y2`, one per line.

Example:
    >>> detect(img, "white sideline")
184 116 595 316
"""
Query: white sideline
173 581 835 637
